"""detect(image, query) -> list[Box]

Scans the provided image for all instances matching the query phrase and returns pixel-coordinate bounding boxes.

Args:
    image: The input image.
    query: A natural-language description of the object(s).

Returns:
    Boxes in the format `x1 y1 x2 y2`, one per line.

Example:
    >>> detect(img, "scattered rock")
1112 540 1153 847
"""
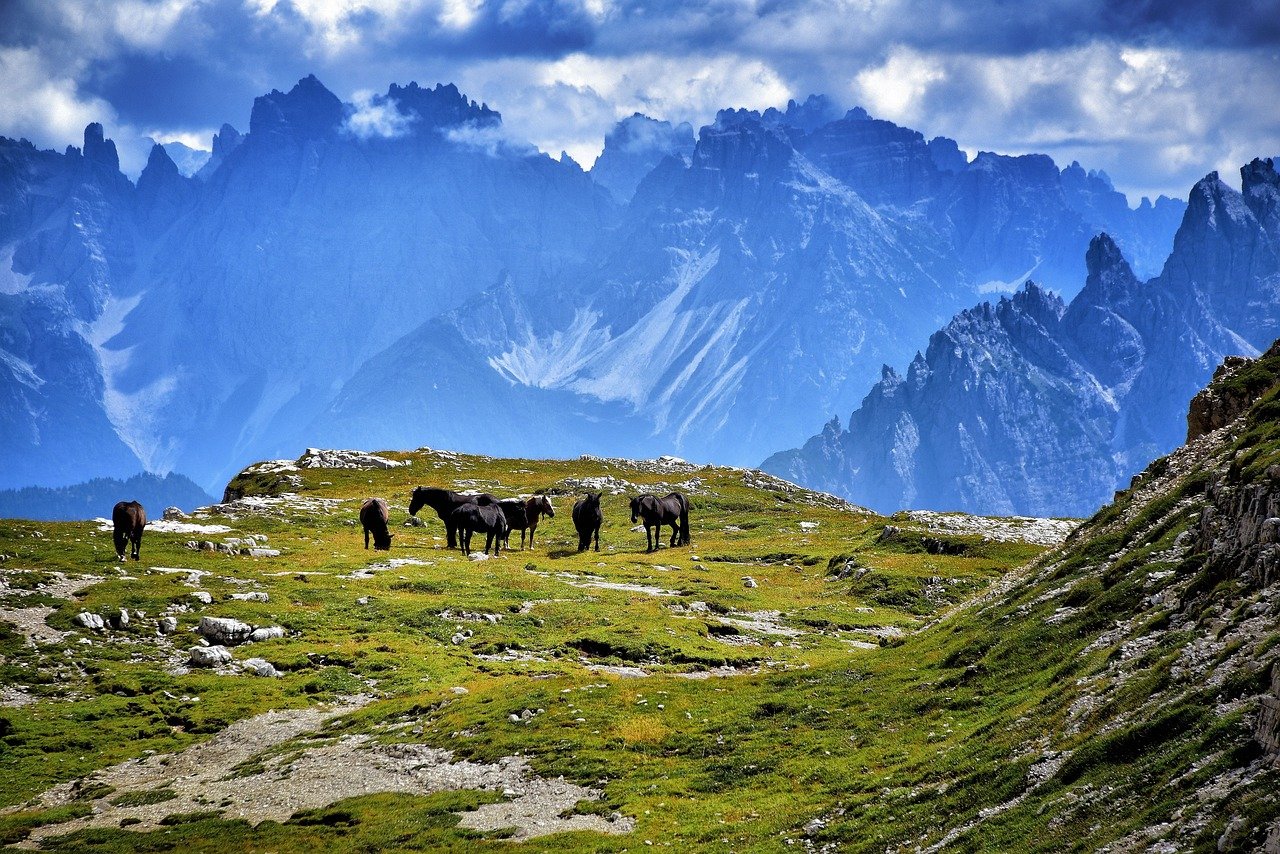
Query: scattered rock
241 658 279 678
198 616 253 646
73 612 105 631
162 506 188 521
110 608 130 629
190 592 213 605
230 592 270 602
296 448 409 470
468 552 490 562
245 548 280 558
158 616 179 635
188 645 232 667
248 626 285 643
451 686 469 695
742 576 758 588
403 516 426 527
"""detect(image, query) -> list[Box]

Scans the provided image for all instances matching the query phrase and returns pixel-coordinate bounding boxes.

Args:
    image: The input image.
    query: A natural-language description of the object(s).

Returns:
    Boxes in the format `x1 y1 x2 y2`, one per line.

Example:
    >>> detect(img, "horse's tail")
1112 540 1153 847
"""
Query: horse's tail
679 496 690 545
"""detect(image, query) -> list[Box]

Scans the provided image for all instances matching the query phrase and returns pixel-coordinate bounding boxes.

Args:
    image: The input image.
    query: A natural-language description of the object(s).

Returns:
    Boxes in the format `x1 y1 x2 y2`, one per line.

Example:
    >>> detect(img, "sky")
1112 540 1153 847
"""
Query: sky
1 0 1277 201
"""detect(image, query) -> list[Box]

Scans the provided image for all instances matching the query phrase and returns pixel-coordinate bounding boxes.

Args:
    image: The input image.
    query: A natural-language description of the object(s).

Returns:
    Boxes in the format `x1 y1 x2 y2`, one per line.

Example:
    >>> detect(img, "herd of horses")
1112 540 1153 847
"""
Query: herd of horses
106 486 693 563
396 487 691 556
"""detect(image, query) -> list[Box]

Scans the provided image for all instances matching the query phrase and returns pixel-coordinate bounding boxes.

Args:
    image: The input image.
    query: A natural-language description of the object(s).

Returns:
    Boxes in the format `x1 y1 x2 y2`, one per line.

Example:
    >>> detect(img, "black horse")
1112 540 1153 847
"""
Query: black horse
630 492 690 552
408 487 496 549
497 499 527 550
112 500 146 561
360 497 393 550
572 492 603 553
449 502 509 556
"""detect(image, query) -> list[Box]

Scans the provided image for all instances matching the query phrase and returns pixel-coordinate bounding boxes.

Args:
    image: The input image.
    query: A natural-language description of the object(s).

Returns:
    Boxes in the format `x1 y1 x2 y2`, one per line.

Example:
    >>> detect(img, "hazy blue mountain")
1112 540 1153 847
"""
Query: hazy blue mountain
763 159 1280 517
589 113 694 202
0 471 214 521
158 140 211 177
0 76 1193 493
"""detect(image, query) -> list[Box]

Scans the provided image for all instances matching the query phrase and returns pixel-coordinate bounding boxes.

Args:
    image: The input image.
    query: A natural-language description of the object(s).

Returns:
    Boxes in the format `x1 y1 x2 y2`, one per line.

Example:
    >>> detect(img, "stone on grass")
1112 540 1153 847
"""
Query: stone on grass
158 616 179 635
198 616 253 645
241 658 279 677
188 645 232 667
248 626 285 643
190 591 213 605
73 612 105 631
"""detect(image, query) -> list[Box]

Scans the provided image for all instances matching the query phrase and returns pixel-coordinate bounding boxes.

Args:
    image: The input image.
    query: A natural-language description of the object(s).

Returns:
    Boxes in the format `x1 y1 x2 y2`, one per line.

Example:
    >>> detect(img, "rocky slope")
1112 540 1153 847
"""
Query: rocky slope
766 158 1280 517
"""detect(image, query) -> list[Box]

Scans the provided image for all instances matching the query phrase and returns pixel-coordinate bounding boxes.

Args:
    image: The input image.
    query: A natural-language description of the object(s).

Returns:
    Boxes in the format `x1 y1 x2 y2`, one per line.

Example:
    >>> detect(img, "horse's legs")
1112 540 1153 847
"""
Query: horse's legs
113 531 126 562
593 525 600 552
133 532 142 561
446 520 457 549
364 528 370 549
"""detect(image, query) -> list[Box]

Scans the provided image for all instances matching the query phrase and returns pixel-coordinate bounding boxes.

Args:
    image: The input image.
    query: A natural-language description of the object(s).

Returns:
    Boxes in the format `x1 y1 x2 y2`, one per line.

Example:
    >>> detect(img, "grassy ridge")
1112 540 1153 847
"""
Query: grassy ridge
1 427 1275 850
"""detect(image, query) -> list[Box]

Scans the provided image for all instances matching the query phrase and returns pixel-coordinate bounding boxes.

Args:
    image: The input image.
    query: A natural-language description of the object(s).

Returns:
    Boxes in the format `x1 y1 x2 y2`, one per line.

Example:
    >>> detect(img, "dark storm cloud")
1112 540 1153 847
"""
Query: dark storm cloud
0 0 1276 197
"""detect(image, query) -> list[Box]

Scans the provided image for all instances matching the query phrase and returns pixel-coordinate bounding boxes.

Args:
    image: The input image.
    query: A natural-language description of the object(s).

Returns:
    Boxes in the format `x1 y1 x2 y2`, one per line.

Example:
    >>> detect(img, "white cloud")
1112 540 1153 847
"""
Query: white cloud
853 47 945 123
0 46 116 147
343 90 416 138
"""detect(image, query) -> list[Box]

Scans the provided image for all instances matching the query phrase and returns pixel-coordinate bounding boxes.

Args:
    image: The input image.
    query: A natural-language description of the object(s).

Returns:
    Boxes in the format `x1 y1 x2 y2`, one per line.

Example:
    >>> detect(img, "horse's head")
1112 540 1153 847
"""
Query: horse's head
374 531 394 550
630 496 641 523
540 495 555 518
407 487 426 517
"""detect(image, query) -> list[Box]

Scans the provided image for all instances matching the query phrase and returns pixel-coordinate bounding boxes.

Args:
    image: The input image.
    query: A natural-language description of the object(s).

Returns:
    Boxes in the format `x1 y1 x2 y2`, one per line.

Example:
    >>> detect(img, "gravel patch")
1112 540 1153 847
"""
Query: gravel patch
19 696 631 843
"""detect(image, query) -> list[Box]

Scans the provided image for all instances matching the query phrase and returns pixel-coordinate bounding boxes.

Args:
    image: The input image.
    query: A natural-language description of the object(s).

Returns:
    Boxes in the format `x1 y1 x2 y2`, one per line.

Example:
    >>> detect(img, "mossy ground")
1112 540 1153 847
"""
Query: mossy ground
0 444 1274 851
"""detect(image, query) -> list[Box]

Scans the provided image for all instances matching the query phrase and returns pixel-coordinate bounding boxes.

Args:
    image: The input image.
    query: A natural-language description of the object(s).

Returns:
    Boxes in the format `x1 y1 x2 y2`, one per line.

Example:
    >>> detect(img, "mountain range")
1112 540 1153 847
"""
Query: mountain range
763 158 1280 516
0 76 1189 498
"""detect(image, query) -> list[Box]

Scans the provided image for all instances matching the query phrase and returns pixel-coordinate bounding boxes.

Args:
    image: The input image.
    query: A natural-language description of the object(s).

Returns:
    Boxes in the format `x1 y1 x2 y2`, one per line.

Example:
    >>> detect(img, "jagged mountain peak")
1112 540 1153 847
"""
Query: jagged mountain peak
82 122 119 171
248 73 344 140
385 80 501 129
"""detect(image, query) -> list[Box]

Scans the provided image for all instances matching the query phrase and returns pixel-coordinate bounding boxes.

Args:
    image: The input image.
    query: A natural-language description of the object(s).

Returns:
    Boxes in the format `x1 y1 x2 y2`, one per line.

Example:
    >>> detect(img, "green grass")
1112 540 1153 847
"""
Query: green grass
0 440 1276 851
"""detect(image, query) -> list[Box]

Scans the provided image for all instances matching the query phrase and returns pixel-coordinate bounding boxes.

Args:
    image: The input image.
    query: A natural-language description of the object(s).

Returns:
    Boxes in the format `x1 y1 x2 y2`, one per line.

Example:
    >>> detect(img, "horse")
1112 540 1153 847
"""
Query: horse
360 497 393 550
449 502 509 556
408 487 496 549
630 492 690 552
519 495 555 549
497 499 527 550
112 500 146 561
572 492 603 553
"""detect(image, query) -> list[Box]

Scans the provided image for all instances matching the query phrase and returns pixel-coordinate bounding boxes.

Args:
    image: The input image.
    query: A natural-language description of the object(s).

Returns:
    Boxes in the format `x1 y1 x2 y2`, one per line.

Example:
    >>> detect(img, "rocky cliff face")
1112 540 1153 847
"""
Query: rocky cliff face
588 113 694 202
765 159 1280 517
0 78 1191 492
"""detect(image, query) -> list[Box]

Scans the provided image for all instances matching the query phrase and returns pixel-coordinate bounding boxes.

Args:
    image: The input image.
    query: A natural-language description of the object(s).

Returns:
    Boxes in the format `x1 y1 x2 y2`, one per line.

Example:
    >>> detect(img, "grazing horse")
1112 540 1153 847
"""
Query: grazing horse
572 492 603 553
360 498 393 550
497 499 527 550
408 487 496 549
450 502 509 556
112 500 146 561
630 492 690 552
519 495 555 549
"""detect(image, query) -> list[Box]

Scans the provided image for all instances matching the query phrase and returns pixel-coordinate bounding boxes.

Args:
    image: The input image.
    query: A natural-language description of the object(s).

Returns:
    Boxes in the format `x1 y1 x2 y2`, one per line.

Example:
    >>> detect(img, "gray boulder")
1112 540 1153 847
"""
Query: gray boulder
188 645 232 667
241 657 279 677
73 612 105 631
198 616 253 645
247 626 285 643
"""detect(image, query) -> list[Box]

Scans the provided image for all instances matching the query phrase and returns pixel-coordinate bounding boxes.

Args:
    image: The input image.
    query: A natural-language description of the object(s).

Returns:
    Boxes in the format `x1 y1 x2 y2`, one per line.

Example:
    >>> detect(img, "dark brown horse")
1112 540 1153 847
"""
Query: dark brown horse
572 492 603 553
630 492 690 552
518 495 555 549
360 497 393 550
112 500 146 561
408 487 496 549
